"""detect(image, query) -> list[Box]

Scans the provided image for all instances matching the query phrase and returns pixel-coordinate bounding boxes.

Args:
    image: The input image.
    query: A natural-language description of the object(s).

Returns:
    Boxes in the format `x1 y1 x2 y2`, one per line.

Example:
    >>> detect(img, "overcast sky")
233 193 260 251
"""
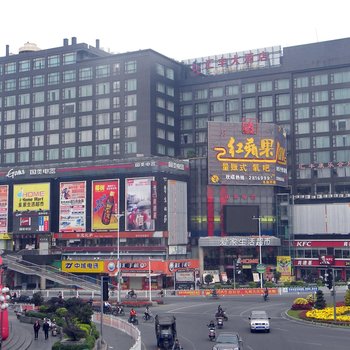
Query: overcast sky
2 0 350 61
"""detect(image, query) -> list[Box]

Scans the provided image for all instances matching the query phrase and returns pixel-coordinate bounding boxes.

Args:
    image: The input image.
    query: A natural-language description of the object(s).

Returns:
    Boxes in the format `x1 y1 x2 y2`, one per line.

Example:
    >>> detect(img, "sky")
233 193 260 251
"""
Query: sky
2 0 350 62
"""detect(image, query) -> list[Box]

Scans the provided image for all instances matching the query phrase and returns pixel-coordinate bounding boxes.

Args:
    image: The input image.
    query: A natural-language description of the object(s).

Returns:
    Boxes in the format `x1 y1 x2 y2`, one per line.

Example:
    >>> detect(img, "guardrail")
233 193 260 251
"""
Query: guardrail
92 313 141 350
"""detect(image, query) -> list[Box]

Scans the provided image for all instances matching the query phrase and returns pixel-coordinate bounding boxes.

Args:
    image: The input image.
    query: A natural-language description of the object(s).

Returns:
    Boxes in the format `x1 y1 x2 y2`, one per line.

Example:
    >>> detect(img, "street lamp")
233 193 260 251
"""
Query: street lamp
116 213 124 304
148 257 152 302
253 216 263 288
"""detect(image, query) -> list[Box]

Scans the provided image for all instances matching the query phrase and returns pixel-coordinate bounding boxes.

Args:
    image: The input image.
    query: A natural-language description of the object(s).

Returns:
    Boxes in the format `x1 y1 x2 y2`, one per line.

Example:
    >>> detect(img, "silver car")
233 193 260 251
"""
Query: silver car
212 332 243 350
249 310 270 333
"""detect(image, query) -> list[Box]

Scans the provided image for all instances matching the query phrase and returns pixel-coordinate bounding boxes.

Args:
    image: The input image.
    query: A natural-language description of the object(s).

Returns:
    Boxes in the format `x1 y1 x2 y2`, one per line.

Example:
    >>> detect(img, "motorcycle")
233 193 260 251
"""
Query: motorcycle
127 291 137 299
112 306 125 316
216 316 223 329
208 326 216 341
215 310 228 322
263 294 269 302
128 315 139 325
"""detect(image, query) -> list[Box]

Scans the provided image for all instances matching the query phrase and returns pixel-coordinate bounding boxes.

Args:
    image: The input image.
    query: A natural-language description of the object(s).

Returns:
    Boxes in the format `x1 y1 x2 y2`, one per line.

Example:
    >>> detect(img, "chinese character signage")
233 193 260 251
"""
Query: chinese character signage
13 183 50 233
182 46 281 76
92 179 119 231
59 181 86 232
0 185 8 233
62 260 105 273
125 177 155 231
208 121 287 186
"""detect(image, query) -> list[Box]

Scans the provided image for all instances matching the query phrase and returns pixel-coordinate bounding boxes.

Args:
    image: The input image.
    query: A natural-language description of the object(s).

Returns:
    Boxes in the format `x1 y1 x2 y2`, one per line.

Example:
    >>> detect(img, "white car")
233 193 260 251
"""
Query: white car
249 310 270 333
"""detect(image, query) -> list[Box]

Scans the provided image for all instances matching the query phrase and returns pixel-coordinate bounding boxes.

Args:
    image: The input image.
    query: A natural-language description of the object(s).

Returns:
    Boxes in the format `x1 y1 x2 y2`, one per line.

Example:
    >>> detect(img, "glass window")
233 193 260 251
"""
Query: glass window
156 112 165 124
79 100 93 112
260 110 273 123
313 105 329 118
125 94 137 107
315 168 331 178
79 145 92 157
62 132 76 144
19 93 30 105
18 151 30 163
33 91 45 104
157 144 166 154
18 122 30 134
297 152 311 164
243 97 255 109
113 81 120 93
156 63 165 76
47 134 59 145
79 130 92 142
296 137 310 150
258 80 273 92
4 62 16 74
335 134 350 147
259 96 273 108
33 75 45 87
312 74 328 86
295 107 309 119
158 82 168 94
96 128 110 140
275 78 290 90
63 53 76 65
125 141 137 153
113 112 120 123
4 138 15 149
196 117 208 128
125 126 136 138
297 168 312 179
181 120 193 130
332 88 350 100
195 89 208 100
48 72 60 85
242 83 255 93
62 147 76 159
335 149 350 162
166 86 174 97
32 106 45 118
96 98 110 110
294 92 309 104
276 109 290 121
312 91 328 102
96 64 110 78
4 110 15 121
157 128 166 139
227 114 241 123
5 79 16 91
226 85 240 96
156 97 164 108
334 119 350 131
166 101 174 112
33 58 45 70
96 82 110 95
47 104 59 116
167 116 174 126
314 136 330 148
332 71 350 84
96 113 110 126
18 108 30 119
295 122 310 135
112 143 120 155
19 77 30 89
46 89 59 102
18 137 30 148
181 91 193 101
276 94 290 106
62 87 76 99
125 60 137 74
333 103 350 116
79 67 92 80
181 105 193 116
211 101 224 113
112 127 120 138
4 153 15 163
63 70 76 83
167 131 175 141
32 150 44 162
195 103 208 115
4 96 16 107
112 63 121 75
47 119 59 131
79 85 93 97
211 87 224 97
125 79 137 91
166 68 174 80
33 121 44 132
125 110 137 122
47 149 59 160
295 76 309 88
226 99 239 112
313 120 329 133
48 55 60 67
79 115 92 127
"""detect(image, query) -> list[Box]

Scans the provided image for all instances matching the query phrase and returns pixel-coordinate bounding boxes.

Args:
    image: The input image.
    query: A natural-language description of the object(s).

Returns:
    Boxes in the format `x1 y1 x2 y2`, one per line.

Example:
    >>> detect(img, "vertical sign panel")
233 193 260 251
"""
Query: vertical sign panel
92 179 119 231
13 183 50 233
125 177 155 231
0 185 9 233
59 181 86 232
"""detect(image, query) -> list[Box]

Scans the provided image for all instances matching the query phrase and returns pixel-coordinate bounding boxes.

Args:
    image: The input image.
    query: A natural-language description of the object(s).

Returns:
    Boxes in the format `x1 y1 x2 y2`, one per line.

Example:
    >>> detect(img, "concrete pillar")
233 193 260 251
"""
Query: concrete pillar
198 246 204 279
40 276 46 290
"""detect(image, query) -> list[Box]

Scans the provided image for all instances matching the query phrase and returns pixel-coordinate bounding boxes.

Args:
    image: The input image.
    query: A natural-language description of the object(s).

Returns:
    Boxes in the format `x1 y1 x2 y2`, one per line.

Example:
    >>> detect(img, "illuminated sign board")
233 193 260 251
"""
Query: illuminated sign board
182 46 281 76
208 121 287 186
13 183 50 233
0 185 8 233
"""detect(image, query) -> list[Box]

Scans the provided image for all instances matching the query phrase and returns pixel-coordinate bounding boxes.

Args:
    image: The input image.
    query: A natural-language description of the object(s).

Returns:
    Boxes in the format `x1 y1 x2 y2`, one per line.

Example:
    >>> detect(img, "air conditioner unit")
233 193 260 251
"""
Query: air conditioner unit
294 195 300 199
346 194 350 198
339 194 344 198
311 195 317 199
333 194 338 198
317 195 322 199
299 195 305 199
328 194 333 198
305 195 311 199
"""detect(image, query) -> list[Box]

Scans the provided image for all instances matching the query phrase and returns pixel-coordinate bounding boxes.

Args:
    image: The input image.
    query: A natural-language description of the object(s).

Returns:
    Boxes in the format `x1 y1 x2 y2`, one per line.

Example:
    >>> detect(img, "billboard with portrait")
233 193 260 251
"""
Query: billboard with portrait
91 179 119 231
0 185 8 233
208 121 287 186
59 181 86 232
125 177 155 231
13 183 50 233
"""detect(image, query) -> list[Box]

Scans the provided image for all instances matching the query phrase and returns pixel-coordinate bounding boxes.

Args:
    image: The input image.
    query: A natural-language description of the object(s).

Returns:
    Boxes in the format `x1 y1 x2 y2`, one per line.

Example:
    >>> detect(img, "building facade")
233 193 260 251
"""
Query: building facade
1 37 350 287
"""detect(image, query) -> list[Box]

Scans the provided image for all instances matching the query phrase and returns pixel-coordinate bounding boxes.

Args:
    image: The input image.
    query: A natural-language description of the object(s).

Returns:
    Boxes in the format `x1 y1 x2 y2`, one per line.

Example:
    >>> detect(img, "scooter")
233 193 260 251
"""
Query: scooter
263 294 269 301
216 316 224 329
208 326 216 341
128 315 139 325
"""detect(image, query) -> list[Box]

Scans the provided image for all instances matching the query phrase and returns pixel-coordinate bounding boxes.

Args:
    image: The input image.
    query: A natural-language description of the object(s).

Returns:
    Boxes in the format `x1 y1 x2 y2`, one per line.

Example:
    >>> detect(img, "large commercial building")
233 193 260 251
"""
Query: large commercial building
1 36 350 288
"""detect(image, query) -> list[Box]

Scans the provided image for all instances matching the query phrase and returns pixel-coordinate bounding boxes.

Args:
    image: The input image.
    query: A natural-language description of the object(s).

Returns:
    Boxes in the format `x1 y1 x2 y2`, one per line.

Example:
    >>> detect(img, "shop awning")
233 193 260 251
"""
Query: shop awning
121 273 161 277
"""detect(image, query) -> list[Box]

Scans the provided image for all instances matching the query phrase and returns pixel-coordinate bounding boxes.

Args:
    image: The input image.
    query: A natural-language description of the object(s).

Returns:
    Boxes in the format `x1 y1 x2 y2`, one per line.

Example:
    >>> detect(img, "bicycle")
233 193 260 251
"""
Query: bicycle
142 314 154 322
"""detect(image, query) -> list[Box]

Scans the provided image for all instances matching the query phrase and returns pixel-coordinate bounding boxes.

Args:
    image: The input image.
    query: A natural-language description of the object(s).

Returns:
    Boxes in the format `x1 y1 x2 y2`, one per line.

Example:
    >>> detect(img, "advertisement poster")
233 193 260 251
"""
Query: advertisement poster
125 177 155 231
13 183 50 233
0 185 8 233
59 181 86 232
276 256 292 276
92 179 119 231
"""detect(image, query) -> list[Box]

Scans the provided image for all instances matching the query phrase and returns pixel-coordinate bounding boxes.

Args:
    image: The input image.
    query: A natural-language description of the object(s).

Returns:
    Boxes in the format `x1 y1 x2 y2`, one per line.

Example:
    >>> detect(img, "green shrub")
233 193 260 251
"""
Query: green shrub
56 307 68 317
32 291 44 306
291 297 312 310
78 323 91 336
24 310 47 319
345 289 350 306
248 281 258 288
264 281 275 288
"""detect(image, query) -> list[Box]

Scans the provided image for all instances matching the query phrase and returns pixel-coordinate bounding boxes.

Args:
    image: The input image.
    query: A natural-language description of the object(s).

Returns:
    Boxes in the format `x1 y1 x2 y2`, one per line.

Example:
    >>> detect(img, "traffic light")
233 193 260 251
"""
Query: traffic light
102 276 110 301
325 268 333 290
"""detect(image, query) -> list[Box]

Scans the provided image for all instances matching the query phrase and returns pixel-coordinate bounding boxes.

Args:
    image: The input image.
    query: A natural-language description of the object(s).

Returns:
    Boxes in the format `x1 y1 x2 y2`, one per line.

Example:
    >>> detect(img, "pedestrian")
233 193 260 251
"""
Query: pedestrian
33 320 40 339
43 319 50 340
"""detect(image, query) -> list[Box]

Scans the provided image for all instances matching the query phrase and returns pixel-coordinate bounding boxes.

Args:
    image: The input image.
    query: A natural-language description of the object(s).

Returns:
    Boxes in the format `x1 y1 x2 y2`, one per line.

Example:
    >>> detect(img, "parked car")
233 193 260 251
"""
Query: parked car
249 310 270 333
212 332 243 350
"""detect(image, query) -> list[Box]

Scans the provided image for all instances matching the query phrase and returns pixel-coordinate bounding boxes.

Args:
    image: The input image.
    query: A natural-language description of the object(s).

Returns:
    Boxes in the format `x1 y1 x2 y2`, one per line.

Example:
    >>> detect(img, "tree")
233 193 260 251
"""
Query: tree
204 274 213 285
32 291 44 306
314 290 326 309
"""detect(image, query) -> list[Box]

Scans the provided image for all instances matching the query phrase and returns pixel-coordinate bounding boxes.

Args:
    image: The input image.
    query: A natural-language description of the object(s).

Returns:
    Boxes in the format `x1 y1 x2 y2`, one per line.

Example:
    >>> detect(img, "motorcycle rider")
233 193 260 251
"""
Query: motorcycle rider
172 338 182 350
263 287 269 301
144 306 151 320
116 304 124 314
129 308 137 323
128 289 136 298
207 320 216 328
217 305 223 316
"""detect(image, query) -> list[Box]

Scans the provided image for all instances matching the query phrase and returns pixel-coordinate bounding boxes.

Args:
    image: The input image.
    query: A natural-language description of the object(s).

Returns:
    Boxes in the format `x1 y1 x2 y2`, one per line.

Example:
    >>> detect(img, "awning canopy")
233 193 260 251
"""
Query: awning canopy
121 273 161 277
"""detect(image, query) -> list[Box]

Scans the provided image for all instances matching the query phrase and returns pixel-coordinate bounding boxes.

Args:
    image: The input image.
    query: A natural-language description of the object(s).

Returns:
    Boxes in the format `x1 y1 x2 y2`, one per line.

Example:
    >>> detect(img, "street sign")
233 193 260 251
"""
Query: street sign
256 264 266 273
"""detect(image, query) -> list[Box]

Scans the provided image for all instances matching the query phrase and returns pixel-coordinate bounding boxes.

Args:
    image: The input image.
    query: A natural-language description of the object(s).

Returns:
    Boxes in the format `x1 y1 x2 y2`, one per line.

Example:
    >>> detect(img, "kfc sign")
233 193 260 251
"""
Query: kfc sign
296 241 311 247
319 255 334 266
